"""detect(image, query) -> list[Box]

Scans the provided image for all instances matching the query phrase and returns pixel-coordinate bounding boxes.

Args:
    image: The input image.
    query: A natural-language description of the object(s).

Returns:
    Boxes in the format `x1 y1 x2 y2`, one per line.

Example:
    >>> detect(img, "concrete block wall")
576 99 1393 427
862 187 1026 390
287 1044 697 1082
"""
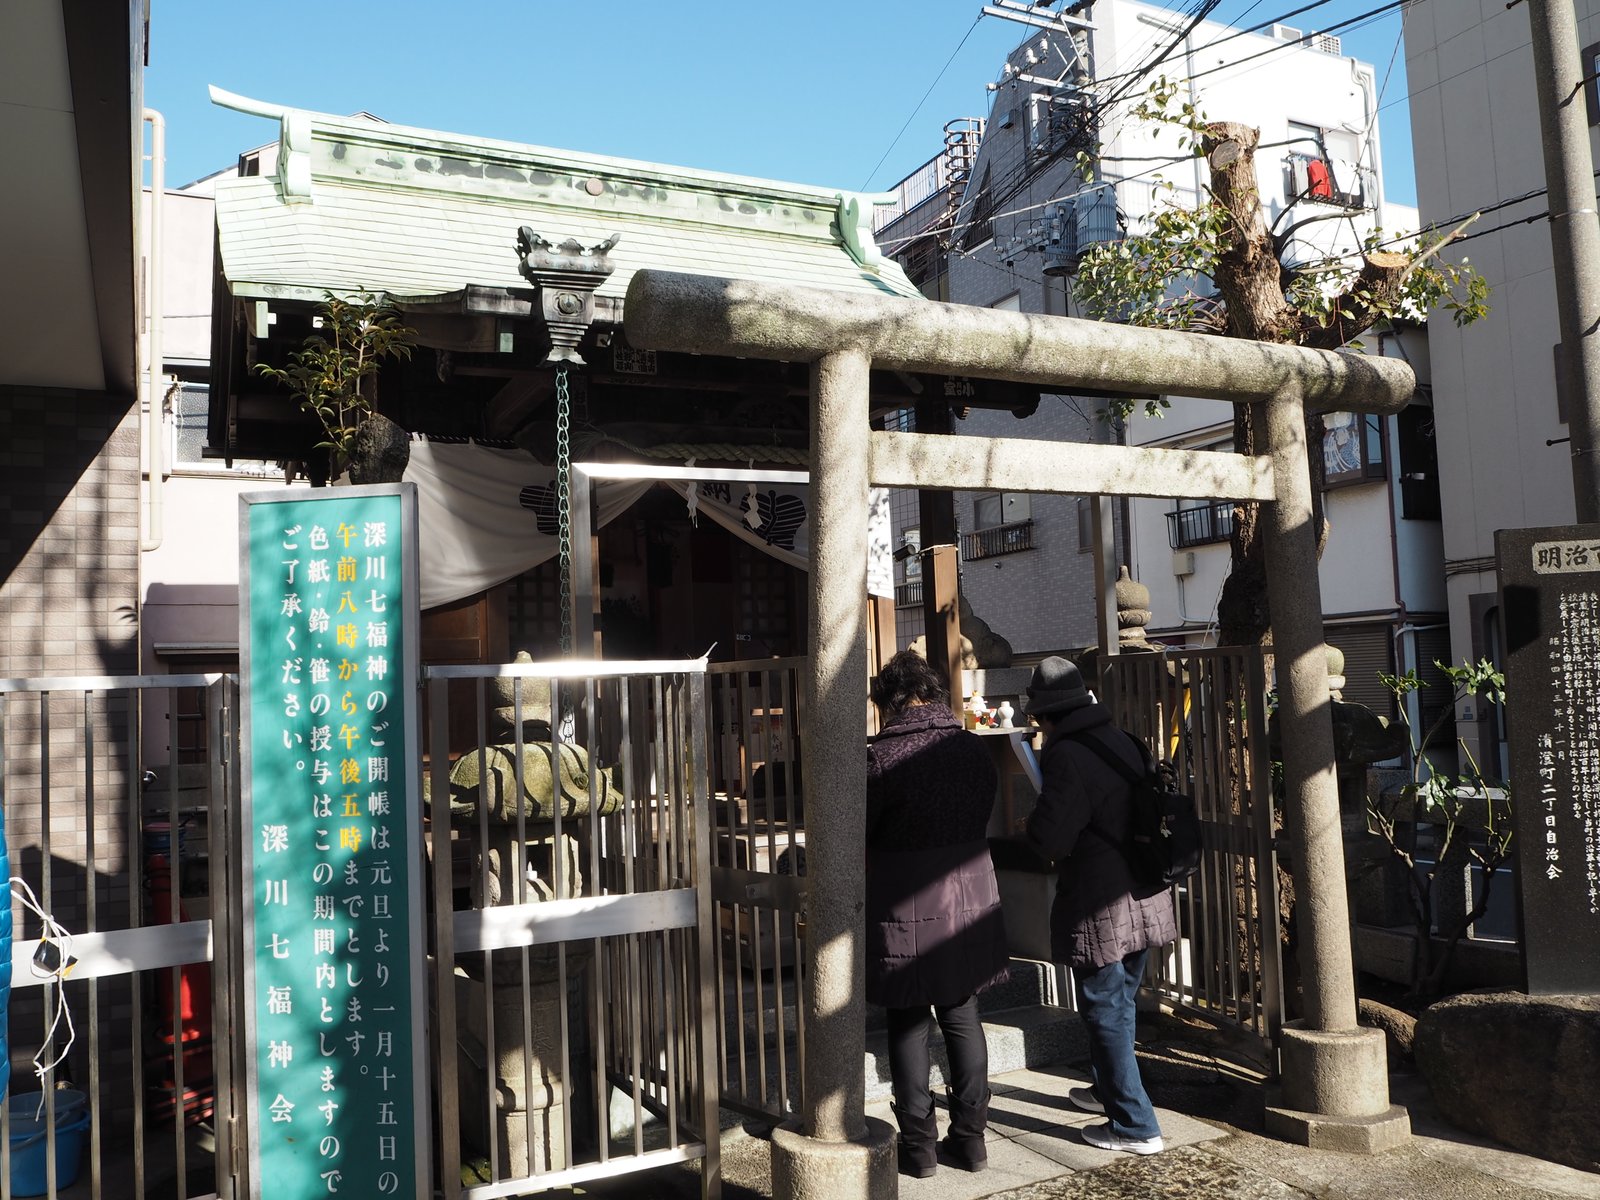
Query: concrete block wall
0 386 141 681
0 384 141 1122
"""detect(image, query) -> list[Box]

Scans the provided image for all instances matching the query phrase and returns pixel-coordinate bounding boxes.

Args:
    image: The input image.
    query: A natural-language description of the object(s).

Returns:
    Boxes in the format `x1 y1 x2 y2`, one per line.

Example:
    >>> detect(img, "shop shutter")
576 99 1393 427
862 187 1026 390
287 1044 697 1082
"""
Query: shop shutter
1324 623 1395 720
1413 625 1457 740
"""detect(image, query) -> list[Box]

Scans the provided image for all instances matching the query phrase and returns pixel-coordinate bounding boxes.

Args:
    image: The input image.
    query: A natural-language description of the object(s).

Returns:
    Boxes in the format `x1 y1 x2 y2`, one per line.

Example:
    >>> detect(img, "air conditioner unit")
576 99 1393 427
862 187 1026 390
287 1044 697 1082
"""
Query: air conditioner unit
1172 550 1196 577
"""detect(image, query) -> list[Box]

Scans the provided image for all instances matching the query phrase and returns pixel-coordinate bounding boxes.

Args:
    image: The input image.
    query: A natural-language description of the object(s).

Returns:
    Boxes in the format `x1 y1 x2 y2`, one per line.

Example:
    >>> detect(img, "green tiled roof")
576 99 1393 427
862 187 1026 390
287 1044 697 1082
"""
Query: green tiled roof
210 94 922 307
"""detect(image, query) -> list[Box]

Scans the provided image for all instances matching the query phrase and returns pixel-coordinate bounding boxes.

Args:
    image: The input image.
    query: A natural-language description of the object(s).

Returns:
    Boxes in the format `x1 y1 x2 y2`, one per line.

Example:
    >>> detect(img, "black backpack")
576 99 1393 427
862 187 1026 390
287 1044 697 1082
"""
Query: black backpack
1073 729 1202 887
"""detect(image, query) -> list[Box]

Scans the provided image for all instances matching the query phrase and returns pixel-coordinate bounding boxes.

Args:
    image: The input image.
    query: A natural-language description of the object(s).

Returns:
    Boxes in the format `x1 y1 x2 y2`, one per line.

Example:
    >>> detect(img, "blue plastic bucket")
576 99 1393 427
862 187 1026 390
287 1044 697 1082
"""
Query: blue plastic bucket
8 1091 88 1198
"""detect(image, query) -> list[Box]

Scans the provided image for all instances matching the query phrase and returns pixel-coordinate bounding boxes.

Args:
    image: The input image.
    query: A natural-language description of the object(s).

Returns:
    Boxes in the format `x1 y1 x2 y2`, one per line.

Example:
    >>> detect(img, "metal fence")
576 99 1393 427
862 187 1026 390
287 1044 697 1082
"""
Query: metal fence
0 672 240 1200
701 659 807 1126
424 659 720 1200
1099 647 1284 1050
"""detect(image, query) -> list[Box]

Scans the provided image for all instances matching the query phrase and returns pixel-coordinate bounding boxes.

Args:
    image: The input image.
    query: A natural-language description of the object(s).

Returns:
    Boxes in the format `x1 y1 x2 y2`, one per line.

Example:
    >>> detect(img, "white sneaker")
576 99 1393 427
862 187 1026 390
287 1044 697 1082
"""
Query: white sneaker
1081 1122 1164 1155
1067 1086 1104 1114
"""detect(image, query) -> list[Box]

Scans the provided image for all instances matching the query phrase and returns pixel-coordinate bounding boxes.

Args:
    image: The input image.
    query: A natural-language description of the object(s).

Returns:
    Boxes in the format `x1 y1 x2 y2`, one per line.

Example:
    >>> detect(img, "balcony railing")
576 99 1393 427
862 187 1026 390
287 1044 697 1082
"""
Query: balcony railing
1166 501 1235 549
962 519 1034 561
895 581 924 608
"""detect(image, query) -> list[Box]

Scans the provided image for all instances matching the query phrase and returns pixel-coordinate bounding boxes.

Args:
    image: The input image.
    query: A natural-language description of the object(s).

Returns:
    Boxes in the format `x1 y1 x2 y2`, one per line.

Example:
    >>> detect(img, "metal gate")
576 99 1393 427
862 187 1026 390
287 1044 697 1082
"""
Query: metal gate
1099 647 1285 1052
425 659 720 1200
701 659 807 1126
0 672 242 1200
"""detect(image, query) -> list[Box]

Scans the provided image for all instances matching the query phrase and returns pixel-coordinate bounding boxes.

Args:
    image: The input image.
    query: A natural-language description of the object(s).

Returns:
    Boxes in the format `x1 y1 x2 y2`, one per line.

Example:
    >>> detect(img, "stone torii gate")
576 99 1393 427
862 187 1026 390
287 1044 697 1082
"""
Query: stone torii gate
625 270 1413 1198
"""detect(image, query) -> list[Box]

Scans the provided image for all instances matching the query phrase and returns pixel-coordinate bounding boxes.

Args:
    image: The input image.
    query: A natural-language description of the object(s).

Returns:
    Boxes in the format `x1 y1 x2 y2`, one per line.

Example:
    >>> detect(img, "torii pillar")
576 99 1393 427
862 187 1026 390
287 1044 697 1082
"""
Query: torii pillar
625 271 1412 1197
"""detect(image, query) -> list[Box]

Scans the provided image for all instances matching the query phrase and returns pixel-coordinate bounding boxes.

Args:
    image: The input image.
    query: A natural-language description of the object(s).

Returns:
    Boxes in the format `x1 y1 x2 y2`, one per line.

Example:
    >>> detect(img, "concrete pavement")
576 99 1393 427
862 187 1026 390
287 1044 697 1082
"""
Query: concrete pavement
595 1009 1599 1199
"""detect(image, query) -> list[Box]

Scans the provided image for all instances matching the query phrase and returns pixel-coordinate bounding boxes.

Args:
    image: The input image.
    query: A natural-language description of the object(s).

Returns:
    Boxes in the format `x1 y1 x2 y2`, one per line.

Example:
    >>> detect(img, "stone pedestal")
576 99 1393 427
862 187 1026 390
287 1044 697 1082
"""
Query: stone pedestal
455 824 593 1173
770 1118 898 1200
455 970 591 1174
1265 1022 1411 1152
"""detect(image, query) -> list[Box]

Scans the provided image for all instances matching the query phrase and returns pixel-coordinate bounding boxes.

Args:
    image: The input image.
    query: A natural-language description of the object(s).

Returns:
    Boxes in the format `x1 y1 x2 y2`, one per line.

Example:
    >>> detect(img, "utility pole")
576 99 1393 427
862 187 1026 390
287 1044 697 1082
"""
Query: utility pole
1528 0 1600 522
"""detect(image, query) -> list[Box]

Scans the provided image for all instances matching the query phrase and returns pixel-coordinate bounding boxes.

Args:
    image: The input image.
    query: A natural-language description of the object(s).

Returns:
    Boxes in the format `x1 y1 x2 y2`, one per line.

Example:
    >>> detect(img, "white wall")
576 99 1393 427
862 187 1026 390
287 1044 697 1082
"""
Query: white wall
141 473 304 673
942 0 1394 655
1403 0 1594 755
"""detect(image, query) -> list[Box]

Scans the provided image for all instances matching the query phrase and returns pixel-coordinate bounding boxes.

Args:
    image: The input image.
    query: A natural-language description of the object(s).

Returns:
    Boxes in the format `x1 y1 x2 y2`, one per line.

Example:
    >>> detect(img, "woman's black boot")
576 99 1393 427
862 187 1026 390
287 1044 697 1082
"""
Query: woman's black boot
891 1103 939 1178
939 1086 990 1172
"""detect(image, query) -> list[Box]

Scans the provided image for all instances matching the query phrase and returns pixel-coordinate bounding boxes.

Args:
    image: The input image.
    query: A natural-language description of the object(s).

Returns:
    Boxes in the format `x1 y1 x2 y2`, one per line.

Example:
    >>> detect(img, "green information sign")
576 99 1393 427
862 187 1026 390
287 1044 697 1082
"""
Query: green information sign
239 484 428 1199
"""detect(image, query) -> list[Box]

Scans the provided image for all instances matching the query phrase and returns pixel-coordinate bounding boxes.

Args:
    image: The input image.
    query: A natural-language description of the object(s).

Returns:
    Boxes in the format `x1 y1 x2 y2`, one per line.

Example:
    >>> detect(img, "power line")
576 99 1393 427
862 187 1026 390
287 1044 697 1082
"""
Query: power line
977 0 1406 224
860 16 983 191
1092 0 1377 91
1101 0 1227 109
1180 0 1408 84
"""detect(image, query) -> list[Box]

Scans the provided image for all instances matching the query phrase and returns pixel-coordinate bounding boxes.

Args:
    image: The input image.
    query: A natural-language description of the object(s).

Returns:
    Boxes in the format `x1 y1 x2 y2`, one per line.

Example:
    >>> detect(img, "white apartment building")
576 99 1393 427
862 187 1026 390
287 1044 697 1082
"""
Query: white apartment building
1402 0 1600 779
878 0 1450 724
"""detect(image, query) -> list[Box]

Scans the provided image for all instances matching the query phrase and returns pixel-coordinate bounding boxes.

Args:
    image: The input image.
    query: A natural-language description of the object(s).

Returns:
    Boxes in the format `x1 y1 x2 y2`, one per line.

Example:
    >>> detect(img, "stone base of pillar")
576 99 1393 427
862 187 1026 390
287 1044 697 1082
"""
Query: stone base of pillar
1265 1100 1411 1153
1264 1022 1411 1153
771 1117 897 1200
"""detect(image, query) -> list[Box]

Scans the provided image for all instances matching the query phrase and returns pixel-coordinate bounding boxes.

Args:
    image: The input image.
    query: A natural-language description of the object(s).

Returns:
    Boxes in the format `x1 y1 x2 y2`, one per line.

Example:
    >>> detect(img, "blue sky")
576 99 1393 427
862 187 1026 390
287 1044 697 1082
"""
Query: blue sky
144 0 1415 206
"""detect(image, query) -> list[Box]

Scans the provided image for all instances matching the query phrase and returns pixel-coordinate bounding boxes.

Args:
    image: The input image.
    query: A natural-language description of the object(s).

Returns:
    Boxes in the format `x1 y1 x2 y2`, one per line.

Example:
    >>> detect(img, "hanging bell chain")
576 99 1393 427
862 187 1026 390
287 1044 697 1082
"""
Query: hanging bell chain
556 365 573 657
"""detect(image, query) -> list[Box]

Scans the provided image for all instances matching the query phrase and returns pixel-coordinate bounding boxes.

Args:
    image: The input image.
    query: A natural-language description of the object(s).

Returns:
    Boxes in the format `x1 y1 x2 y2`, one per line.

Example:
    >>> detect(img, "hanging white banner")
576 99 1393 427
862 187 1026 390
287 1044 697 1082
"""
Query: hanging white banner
404 441 893 607
404 440 650 609
675 478 892 599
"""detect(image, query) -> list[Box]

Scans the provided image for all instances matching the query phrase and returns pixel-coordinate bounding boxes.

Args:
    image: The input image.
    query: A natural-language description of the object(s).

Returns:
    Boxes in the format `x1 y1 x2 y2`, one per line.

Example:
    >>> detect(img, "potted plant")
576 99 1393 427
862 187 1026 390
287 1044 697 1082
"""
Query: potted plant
254 290 415 484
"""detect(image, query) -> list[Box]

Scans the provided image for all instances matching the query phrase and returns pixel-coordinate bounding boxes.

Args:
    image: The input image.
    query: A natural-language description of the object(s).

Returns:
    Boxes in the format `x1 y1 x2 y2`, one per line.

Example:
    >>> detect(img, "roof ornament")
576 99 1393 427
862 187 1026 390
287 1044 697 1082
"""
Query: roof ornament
208 86 314 204
834 193 885 274
515 227 621 366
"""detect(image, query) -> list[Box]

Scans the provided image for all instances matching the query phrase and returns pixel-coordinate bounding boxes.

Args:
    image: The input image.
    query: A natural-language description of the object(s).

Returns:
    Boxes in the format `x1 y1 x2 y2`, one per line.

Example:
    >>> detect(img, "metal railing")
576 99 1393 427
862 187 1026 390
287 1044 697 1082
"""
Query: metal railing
962 519 1034 561
1166 501 1235 549
894 581 923 609
0 672 240 1200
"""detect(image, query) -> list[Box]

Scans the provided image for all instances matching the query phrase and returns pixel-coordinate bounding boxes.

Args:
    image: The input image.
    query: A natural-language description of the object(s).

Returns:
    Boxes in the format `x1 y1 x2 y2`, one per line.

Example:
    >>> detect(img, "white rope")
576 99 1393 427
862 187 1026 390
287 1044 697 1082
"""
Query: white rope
9 876 77 1107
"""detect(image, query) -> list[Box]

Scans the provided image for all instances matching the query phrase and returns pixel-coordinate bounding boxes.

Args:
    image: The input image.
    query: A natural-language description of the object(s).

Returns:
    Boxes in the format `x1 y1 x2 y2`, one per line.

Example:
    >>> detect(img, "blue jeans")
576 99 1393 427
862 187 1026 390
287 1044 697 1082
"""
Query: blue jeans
1073 949 1161 1139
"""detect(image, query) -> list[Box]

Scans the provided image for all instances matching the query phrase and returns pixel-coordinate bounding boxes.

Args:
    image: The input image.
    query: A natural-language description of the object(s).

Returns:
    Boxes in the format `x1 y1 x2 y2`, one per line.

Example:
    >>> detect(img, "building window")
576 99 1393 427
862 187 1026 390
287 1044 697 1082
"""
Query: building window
964 166 994 249
1323 411 1386 486
881 407 917 433
1283 121 1364 208
166 378 278 477
1586 43 1600 125
1397 404 1442 520
967 493 1032 559
974 492 1030 529
1165 499 1234 548
1077 497 1093 553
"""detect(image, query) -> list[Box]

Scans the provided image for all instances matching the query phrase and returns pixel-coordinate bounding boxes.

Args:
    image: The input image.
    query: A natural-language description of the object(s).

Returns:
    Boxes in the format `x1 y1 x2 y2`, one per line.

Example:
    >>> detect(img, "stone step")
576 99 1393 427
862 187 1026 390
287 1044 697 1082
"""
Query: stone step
864 1003 1086 1101
864 958 1063 1031
731 959 1066 1046
721 1003 1087 1120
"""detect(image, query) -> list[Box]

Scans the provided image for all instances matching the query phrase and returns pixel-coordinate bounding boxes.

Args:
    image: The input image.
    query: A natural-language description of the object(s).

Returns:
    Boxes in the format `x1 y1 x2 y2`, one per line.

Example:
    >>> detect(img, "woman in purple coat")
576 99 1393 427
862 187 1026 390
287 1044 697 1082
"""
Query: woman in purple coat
866 651 1009 1178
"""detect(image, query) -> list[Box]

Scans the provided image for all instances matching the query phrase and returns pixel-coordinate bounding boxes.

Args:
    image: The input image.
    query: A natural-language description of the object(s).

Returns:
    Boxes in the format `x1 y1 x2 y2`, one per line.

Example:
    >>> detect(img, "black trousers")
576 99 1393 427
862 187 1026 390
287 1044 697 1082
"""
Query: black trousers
885 995 988 1121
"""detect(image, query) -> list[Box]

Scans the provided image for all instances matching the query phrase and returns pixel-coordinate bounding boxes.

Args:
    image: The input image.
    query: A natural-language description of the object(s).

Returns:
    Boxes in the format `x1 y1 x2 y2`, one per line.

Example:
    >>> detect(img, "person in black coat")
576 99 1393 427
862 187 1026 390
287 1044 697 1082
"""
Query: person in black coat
866 651 1009 1178
1021 655 1176 1156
